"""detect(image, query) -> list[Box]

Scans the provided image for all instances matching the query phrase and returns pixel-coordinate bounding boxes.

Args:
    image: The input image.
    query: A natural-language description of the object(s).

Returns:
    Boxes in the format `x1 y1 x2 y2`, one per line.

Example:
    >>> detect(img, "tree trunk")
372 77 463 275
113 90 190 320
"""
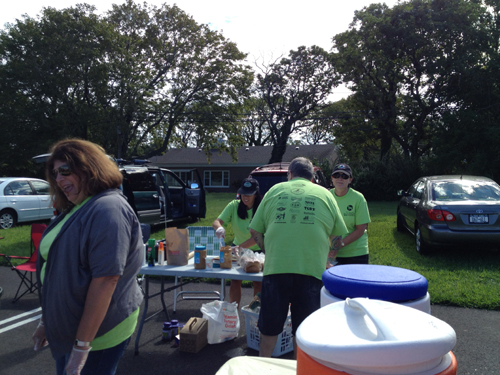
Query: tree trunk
268 140 288 163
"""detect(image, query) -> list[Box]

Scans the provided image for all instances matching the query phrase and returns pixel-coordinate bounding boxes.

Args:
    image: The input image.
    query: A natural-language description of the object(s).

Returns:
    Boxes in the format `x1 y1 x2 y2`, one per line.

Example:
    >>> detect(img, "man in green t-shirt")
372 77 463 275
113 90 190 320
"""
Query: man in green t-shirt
250 157 347 358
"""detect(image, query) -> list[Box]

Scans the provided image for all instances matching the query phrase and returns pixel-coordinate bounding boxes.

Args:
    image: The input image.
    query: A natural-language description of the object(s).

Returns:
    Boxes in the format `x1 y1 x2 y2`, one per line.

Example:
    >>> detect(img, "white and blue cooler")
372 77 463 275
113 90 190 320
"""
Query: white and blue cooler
321 264 431 314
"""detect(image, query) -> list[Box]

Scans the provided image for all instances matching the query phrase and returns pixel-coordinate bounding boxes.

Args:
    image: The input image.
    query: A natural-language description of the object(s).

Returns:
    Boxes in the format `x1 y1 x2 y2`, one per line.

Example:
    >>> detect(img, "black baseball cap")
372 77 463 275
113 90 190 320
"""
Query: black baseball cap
238 178 259 195
332 163 353 177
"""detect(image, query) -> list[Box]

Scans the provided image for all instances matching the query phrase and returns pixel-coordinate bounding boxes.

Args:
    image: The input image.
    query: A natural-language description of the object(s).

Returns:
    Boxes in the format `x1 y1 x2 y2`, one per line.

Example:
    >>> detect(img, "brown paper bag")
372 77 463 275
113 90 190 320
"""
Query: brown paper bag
165 227 189 266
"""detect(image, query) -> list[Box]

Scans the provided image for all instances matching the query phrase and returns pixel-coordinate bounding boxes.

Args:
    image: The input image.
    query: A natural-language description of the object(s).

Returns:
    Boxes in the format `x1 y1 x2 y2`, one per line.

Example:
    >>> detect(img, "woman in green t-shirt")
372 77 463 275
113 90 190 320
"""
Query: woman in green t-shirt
212 178 262 308
330 163 371 265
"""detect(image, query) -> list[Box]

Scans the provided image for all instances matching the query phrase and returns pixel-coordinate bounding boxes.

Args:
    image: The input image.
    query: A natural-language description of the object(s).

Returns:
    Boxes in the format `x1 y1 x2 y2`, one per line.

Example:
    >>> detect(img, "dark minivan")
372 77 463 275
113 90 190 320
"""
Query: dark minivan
120 163 206 225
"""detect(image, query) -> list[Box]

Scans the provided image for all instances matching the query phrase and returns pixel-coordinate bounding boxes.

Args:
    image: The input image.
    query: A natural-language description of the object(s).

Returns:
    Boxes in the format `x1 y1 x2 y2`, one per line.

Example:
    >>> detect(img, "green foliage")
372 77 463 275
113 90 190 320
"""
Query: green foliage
351 153 422 201
332 0 495 165
0 1 253 175
0 4 116 174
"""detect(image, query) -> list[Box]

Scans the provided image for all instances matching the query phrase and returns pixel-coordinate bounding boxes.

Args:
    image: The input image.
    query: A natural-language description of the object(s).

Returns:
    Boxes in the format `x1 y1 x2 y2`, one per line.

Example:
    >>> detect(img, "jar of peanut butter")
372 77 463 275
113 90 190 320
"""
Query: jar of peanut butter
220 246 233 269
194 245 206 269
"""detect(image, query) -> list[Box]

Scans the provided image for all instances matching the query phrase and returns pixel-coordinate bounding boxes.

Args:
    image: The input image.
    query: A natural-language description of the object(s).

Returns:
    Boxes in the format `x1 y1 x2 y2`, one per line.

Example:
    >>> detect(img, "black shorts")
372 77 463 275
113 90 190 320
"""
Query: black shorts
257 273 322 336
336 254 369 265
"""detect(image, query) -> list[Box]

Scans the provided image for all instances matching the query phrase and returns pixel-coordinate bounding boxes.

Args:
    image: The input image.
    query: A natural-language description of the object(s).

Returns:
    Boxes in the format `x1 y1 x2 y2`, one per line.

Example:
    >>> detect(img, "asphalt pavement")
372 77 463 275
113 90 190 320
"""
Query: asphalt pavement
1 265 499 375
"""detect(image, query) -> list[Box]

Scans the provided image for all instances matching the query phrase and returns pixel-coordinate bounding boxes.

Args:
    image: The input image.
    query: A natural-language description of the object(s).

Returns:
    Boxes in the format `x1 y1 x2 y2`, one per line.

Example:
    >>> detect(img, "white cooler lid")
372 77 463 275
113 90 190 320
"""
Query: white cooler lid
296 298 456 375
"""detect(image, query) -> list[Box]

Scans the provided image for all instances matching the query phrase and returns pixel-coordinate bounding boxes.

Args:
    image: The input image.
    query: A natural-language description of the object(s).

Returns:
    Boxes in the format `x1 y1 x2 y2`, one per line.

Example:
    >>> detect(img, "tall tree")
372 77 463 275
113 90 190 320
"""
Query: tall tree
0 0 253 175
253 46 340 163
429 1 500 178
0 4 117 172
239 98 271 146
332 0 489 162
105 0 253 158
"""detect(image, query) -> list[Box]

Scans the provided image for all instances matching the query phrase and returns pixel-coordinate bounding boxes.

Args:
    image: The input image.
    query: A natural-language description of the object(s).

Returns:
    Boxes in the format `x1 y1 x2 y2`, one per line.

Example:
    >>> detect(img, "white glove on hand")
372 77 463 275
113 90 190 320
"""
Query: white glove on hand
215 227 225 239
66 346 91 375
32 320 48 351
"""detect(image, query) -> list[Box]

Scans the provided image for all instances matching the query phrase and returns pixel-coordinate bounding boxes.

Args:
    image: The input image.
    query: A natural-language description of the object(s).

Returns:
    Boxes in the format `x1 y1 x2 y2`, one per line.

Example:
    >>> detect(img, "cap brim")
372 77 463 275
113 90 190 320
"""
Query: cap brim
238 189 257 195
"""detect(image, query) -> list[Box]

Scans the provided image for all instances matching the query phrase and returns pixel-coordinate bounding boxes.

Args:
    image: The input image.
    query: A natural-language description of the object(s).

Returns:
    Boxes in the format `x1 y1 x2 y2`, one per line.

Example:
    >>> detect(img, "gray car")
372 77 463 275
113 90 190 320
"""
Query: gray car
0 177 54 229
397 175 500 254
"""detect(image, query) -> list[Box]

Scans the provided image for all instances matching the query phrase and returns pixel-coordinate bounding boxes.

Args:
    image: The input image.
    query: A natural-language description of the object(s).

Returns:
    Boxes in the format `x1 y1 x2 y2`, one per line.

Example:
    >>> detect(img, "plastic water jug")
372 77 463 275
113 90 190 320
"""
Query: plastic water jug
296 298 457 375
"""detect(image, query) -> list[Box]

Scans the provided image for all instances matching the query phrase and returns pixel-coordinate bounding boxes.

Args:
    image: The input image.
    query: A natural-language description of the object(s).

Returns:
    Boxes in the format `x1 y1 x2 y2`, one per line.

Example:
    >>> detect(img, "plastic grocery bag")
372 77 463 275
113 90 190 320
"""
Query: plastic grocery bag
200 300 240 344
238 248 265 273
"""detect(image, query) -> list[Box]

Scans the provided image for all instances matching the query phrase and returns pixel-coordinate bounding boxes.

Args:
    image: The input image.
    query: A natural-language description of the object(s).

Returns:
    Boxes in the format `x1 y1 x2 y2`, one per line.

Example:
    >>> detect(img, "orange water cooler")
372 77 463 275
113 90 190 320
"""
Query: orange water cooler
296 298 457 375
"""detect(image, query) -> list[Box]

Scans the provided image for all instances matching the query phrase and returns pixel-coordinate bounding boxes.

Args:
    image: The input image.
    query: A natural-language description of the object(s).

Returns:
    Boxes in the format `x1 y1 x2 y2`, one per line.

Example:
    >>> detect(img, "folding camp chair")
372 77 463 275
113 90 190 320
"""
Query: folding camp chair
0 223 47 303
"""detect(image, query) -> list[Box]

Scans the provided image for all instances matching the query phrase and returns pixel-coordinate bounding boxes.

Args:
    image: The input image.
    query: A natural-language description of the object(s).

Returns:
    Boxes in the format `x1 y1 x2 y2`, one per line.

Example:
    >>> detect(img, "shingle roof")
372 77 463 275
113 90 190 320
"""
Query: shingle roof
150 144 337 168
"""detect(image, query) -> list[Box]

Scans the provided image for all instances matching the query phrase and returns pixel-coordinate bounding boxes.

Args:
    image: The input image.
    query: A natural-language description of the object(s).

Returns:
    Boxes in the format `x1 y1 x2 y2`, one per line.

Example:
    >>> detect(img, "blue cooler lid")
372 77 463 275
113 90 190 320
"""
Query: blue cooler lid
322 265 428 302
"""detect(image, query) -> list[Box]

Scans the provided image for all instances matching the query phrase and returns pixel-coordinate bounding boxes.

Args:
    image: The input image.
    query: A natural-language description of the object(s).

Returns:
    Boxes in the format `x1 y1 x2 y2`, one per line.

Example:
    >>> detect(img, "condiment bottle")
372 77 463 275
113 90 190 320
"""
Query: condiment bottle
158 241 165 265
170 319 179 336
194 245 207 269
147 238 156 267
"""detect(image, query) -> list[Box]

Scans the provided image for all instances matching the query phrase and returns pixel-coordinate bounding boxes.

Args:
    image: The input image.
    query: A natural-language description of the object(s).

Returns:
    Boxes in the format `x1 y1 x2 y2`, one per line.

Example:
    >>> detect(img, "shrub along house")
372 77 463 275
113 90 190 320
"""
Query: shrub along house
149 144 338 193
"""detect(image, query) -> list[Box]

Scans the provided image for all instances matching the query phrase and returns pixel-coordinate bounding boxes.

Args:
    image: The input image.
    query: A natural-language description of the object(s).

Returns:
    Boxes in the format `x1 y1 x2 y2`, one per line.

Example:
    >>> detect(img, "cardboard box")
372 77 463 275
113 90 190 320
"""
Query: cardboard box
180 317 208 353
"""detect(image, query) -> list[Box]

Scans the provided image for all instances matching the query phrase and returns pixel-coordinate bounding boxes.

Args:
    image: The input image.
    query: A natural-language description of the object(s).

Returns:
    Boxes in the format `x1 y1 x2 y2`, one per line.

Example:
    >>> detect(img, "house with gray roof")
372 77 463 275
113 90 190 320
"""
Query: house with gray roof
149 144 338 193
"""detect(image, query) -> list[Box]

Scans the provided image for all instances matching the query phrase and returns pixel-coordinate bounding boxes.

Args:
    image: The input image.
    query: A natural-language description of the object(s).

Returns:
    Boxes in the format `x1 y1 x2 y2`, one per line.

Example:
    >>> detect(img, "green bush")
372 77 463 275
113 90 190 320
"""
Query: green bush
350 154 422 201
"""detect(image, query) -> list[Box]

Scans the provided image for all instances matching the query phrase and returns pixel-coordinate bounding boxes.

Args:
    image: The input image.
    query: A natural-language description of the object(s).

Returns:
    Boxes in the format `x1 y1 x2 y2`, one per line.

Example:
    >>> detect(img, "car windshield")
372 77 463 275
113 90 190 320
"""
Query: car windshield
252 174 288 195
431 181 500 201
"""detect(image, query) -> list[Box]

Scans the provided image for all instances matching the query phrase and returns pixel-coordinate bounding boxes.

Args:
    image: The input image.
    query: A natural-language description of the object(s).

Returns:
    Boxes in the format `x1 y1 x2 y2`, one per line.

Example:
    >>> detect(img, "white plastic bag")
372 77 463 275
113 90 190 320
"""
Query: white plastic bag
238 249 265 273
200 300 240 344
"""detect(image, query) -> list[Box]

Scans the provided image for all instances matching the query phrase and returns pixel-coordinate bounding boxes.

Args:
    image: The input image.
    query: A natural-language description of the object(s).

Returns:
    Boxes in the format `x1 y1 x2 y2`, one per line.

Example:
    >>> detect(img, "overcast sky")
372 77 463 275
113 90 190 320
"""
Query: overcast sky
2 0 400 99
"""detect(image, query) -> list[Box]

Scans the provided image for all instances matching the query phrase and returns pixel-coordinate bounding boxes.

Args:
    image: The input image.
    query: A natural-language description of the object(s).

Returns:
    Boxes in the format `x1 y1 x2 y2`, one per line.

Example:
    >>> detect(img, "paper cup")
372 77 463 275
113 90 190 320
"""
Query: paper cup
205 256 216 270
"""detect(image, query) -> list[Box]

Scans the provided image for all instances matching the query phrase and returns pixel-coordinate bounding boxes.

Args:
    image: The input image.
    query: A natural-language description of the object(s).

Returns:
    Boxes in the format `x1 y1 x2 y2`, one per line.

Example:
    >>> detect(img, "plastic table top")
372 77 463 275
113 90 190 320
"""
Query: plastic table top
134 258 263 354
139 258 263 282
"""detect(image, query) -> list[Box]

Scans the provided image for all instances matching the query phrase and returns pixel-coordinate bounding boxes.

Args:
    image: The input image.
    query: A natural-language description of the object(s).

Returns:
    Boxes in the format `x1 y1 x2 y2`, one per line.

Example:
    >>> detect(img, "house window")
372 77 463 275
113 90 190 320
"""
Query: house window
204 170 229 188
173 170 193 185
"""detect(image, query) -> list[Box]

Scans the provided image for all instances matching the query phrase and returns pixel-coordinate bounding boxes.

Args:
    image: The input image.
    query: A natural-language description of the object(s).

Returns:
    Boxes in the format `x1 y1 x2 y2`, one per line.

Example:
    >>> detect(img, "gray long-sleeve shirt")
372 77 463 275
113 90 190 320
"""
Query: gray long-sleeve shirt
36 189 143 358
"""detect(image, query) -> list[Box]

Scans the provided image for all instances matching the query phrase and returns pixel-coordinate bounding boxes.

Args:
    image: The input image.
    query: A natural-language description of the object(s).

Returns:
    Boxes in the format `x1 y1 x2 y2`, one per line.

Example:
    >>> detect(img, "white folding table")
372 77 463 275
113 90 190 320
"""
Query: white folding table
134 258 263 354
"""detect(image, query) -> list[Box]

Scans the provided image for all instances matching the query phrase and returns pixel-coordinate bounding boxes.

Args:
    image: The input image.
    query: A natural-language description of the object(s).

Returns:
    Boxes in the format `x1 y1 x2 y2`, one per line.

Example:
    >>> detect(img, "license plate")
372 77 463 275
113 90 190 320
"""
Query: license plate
469 214 488 224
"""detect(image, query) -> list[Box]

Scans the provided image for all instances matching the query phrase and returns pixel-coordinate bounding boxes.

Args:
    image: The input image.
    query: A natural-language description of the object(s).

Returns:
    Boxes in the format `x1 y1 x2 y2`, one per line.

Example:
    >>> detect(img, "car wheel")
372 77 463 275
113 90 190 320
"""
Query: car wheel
415 226 430 255
397 211 406 233
0 209 17 229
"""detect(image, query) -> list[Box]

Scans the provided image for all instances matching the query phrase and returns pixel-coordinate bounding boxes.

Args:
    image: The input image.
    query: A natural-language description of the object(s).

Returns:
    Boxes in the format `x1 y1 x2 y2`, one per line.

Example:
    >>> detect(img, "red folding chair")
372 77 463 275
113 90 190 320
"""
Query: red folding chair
0 223 47 303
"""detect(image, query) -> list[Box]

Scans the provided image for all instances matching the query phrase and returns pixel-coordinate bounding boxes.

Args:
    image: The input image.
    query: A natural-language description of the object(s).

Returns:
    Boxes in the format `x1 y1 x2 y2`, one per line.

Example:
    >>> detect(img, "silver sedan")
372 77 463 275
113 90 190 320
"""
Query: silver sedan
0 177 54 229
397 175 500 254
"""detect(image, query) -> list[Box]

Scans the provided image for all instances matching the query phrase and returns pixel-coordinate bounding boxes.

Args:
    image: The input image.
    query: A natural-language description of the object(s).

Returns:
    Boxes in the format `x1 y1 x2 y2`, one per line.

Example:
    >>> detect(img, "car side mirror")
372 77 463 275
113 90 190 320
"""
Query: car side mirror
190 183 199 189
397 190 409 197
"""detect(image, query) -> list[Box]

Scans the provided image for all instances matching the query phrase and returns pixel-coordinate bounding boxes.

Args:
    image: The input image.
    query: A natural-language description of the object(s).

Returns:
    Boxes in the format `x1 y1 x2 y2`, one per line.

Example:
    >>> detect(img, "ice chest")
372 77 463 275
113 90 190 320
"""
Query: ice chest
322 265 431 313
296 298 457 375
180 317 208 353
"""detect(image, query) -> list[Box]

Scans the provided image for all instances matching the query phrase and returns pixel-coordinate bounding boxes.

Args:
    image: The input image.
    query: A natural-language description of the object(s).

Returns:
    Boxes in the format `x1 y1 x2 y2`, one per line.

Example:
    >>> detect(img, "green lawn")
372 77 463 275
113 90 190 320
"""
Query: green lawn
2 195 500 309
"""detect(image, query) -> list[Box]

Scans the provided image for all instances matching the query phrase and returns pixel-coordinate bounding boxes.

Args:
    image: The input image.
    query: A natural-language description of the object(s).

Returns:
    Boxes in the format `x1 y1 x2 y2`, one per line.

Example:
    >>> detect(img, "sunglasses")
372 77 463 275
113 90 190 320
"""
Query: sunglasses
51 164 72 179
332 172 350 180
